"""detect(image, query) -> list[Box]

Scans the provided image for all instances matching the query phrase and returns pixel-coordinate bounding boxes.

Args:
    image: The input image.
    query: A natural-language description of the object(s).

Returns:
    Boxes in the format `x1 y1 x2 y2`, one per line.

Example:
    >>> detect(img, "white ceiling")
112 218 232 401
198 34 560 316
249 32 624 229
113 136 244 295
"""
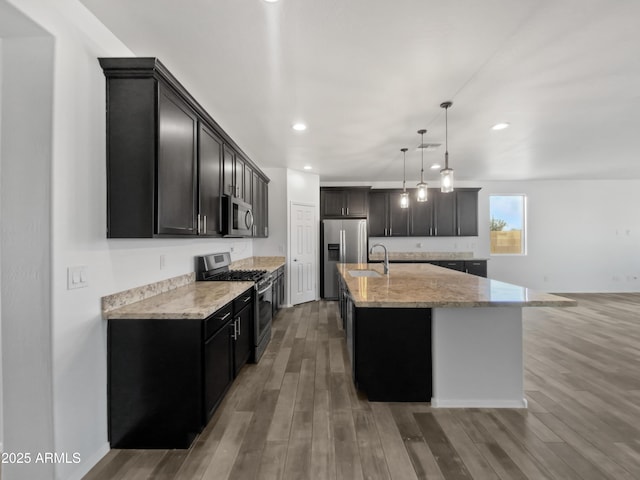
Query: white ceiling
79 0 640 183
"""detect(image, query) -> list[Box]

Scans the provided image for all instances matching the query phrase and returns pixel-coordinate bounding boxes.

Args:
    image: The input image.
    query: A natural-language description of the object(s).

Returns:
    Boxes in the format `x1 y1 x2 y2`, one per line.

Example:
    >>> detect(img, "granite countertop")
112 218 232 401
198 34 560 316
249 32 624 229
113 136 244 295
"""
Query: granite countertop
231 256 285 273
103 282 255 320
337 263 577 308
368 251 489 261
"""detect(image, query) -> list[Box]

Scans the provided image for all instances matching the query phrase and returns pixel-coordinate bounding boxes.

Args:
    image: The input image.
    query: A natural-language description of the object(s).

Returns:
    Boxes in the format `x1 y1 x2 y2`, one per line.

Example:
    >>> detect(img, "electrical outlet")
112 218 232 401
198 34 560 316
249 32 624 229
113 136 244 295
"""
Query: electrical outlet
230 246 235 253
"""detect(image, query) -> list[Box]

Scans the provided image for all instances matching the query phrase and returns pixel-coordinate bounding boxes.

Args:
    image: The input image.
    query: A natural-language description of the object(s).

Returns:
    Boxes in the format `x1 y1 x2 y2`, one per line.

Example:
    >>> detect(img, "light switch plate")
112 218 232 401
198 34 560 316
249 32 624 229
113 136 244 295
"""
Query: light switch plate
67 266 89 290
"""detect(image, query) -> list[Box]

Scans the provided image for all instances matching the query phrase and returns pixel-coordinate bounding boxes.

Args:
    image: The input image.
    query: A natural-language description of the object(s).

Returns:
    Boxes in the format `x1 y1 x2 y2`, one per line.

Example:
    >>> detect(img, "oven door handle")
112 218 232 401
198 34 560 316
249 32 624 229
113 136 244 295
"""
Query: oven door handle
257 282 273 295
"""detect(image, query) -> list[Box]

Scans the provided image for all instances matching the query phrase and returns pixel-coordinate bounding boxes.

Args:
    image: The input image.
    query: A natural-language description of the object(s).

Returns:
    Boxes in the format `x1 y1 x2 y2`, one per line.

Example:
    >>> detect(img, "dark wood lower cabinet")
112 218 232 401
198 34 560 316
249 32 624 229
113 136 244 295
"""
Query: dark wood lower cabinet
108 318 204 449
346 306 432 402
108 288 254 449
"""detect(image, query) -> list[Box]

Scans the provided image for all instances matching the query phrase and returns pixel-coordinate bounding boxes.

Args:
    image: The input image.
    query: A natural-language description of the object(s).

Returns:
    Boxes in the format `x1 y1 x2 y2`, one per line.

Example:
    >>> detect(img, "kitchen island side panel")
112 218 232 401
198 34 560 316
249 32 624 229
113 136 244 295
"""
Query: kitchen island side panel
431 307 526 408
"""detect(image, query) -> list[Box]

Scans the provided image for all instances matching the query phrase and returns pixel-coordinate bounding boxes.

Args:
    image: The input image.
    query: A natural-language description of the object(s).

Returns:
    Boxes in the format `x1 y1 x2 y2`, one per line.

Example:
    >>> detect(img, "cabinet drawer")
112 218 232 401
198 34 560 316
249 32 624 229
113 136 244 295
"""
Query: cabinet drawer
205 303 233 339
464 260 487 278
438 261 465 271
233 288 254 312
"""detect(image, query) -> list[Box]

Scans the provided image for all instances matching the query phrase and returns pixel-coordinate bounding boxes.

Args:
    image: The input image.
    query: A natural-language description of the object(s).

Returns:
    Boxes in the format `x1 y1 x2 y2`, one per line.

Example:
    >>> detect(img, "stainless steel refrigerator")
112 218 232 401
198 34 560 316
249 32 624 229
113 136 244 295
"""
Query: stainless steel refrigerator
322 219 368 299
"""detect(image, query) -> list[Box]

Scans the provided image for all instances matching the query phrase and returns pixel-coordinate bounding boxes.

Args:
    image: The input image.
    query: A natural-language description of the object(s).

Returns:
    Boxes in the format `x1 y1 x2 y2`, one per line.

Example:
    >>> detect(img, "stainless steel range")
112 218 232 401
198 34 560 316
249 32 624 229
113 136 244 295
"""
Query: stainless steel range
196 252 273 362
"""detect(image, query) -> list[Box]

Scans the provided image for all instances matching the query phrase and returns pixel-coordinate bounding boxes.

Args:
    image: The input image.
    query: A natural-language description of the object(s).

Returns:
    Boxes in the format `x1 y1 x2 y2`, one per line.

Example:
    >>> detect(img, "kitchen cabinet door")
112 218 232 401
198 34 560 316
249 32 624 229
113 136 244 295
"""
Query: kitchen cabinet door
388 192 409 236
235 155 245 200
251 173 269 237
244 163 253 207
198 123 223 236
409 192 434 236
438 260 465 272
345 189 368 217
204 320 233 421
464 260 487 277
456 189 479 236
433 190 456 236
157 85 198 235
368 191 388 236
321 189 346 217
233 303 253 376
223 145 236 197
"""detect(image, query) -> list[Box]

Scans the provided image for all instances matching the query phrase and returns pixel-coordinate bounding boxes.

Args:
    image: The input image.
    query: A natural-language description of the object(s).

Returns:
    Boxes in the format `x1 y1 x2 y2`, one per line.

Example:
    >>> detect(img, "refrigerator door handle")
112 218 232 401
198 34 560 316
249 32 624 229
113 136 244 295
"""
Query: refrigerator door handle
339 229 345 263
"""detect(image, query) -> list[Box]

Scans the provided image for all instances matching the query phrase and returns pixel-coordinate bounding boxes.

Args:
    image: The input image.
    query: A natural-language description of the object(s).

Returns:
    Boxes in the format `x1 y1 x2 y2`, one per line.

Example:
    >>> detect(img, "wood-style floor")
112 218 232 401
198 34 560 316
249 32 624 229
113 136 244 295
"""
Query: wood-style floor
85 294 640 479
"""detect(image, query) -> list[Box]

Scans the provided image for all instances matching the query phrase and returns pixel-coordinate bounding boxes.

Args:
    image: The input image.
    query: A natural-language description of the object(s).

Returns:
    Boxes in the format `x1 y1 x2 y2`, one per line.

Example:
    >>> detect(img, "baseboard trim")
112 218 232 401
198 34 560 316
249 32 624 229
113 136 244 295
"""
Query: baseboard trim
66 442 110 480
431 398 528 409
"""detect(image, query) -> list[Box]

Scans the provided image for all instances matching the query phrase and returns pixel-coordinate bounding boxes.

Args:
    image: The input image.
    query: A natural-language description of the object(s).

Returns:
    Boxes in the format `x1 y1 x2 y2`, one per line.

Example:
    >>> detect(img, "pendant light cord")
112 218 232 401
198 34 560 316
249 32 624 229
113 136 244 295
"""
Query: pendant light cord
444 106 449 169
419 130 425 182
401 147 408 192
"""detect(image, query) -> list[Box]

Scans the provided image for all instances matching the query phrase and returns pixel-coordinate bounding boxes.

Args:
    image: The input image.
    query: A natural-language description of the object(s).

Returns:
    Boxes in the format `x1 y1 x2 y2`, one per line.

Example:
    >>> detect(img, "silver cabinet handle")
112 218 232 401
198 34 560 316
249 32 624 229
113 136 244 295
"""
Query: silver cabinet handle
341 207 345 215
346 207 349 215
203 215 207 234
242 296 251 303
218 312 231 322
390 227 393 236
458 227 461 236
231 319 237 340
237 317 241 336
197 213 201 234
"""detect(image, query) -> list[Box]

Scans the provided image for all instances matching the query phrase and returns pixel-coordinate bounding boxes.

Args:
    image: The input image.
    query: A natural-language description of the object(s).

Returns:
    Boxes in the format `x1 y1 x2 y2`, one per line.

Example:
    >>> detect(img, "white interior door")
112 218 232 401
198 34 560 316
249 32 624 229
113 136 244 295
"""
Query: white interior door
290 203 316 305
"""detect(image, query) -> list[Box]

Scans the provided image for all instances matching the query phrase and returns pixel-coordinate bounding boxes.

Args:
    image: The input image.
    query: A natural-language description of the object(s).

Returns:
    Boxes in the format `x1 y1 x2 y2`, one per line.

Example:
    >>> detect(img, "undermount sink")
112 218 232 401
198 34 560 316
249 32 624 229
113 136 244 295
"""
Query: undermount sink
348 269 382 278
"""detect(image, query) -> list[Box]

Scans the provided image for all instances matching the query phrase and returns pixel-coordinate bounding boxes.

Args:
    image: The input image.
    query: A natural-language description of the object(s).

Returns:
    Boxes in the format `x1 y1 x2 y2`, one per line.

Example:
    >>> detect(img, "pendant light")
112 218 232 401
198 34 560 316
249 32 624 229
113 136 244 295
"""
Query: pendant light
440 101 454 193
416 129 428 202
400 148 409 209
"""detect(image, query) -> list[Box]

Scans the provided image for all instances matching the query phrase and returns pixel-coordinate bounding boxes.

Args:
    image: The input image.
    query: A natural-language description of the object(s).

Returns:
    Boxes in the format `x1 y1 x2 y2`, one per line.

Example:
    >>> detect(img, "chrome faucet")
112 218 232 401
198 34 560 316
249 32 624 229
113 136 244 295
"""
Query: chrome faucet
369 243 389 274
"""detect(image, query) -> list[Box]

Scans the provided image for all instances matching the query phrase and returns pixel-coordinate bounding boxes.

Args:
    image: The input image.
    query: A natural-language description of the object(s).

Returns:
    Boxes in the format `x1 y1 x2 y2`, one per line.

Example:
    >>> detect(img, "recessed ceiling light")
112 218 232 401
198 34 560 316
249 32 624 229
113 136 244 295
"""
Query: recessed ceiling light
303 165 312 170
430 163 441 170
292 122 307 131
492 122 510 131
263 0 279 3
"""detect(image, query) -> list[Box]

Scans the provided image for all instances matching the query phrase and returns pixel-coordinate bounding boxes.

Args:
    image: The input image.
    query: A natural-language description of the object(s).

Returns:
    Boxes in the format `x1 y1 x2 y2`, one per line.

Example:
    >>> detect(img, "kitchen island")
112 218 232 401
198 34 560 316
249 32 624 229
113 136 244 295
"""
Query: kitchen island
337 262 576 408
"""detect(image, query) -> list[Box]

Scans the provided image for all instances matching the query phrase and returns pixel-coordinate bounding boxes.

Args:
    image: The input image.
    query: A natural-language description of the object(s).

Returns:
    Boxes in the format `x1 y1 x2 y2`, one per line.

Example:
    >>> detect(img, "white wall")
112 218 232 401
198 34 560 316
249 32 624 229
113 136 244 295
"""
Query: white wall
1 1 256 479
1 33 56 480
0 35 3 453
323 179 640 293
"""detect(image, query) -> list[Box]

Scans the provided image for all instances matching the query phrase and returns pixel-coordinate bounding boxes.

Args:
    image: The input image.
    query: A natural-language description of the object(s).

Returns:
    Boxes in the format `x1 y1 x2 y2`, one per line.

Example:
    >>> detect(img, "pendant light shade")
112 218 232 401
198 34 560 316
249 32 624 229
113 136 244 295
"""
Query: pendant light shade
440 101 454 193
400 147 409 209
416 129 428 202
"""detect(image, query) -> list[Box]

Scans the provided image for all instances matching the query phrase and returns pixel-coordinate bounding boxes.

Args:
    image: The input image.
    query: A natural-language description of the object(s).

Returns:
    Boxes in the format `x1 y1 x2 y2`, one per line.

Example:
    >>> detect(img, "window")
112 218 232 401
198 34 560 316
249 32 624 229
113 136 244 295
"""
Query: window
490 195 526 255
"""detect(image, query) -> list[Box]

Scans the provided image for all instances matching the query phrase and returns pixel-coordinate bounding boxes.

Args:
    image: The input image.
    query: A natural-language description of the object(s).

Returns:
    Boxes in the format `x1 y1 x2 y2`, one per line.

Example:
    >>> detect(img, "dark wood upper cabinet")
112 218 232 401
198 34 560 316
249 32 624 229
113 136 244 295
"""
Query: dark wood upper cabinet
456 189 479 236
252 172 269 237
222 145 236 198
409 191 434 236
368 191 387 236
244 163 253 207
234 155 245 201
198 123 223 236
157 85 199 235
321 187 369 218
99 57 269 238
368 190 409 237
362 187 480 238
433 190 457 237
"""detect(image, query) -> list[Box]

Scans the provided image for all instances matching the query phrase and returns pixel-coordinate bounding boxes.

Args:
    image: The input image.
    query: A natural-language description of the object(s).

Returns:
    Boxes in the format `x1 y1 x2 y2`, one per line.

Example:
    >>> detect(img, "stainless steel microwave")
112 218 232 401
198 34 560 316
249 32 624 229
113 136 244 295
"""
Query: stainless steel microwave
222 195 254 237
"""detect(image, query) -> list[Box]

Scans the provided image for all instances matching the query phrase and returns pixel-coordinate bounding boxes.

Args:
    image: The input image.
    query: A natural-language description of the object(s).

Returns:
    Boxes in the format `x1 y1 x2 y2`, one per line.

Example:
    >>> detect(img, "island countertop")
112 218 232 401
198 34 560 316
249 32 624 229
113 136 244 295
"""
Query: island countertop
103 281 255 320
337 262 577 308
